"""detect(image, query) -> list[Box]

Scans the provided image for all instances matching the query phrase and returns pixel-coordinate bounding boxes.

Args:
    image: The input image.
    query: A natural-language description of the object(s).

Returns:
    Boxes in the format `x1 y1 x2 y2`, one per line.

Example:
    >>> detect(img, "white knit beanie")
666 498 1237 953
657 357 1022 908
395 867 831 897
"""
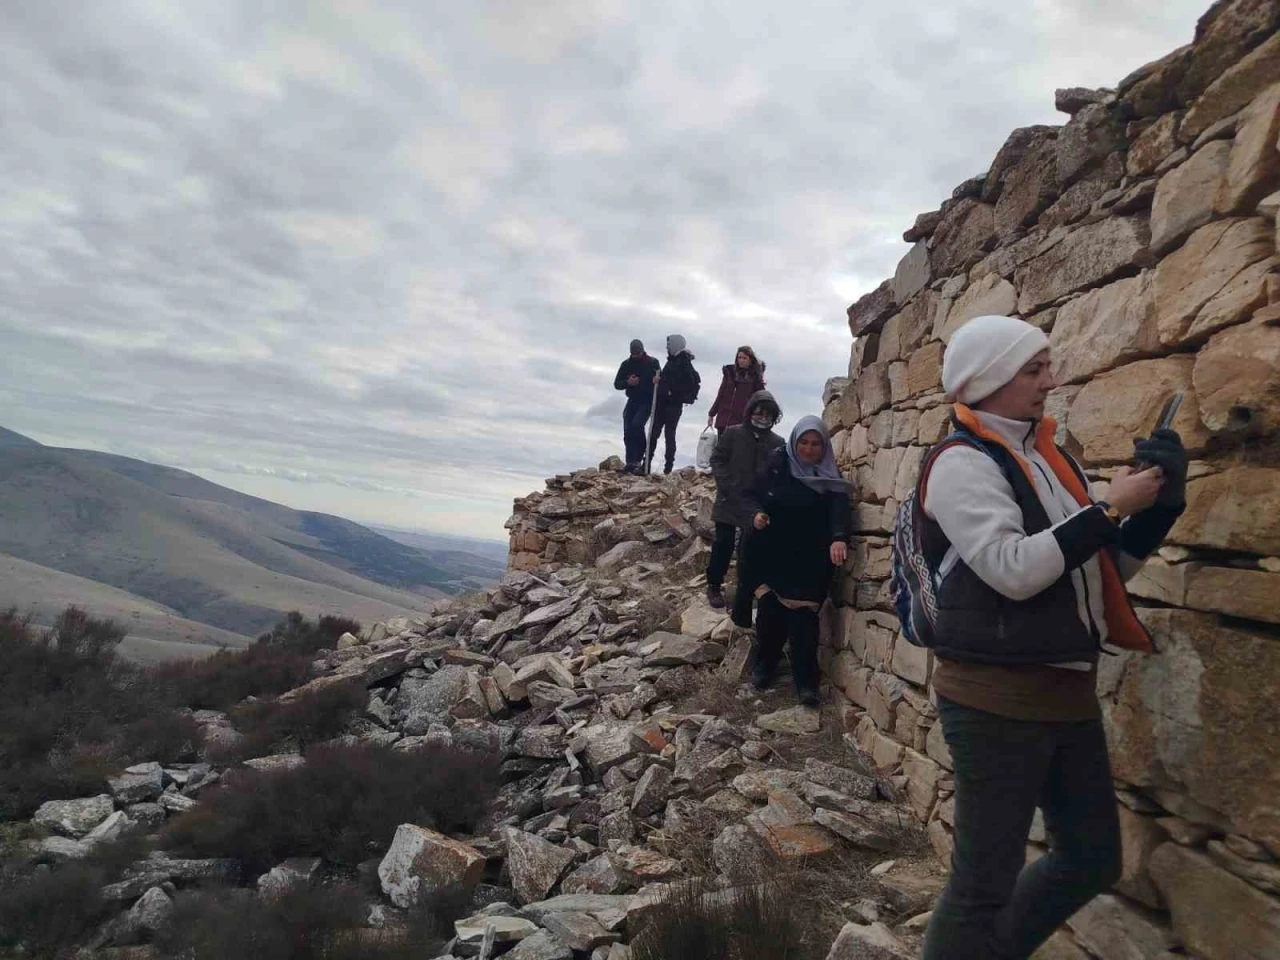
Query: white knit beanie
942 315 1051 404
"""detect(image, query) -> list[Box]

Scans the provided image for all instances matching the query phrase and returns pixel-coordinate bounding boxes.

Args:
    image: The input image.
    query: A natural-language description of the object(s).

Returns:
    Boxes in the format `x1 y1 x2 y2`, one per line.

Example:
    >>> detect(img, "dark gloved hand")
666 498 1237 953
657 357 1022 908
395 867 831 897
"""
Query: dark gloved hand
1133 428 1187 509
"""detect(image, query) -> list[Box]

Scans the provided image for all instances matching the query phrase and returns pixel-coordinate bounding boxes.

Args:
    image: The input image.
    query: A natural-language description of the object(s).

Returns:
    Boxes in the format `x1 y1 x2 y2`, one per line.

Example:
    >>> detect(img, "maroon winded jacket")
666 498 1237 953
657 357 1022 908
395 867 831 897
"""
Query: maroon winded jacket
708 364 766 430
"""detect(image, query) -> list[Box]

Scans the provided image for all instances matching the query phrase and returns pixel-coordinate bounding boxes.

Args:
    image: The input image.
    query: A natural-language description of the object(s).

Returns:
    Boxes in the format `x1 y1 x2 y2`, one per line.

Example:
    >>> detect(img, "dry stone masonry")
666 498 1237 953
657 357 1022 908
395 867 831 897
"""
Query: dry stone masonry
823 2 1280 955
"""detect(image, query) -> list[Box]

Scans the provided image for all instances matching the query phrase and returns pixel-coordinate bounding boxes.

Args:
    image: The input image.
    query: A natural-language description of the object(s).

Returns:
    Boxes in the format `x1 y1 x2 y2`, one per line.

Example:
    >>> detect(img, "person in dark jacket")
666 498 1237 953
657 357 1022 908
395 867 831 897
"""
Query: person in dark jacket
918 315 1185 960
613 339 661 474
706 390 783 610
646 334 700 474
707 345 766 434
734 415 851 706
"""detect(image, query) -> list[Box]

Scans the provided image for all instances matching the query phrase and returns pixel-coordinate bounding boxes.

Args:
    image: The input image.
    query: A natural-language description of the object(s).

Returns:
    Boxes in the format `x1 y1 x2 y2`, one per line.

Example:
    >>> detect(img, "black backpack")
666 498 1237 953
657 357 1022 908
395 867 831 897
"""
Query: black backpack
668 357 701 404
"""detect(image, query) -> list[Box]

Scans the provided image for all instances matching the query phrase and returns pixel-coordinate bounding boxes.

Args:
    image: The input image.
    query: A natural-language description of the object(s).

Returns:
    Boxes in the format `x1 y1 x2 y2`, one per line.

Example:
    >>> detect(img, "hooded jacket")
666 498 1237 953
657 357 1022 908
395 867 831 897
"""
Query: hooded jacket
656 350 700 406
710 391 784 527
708 362 767 430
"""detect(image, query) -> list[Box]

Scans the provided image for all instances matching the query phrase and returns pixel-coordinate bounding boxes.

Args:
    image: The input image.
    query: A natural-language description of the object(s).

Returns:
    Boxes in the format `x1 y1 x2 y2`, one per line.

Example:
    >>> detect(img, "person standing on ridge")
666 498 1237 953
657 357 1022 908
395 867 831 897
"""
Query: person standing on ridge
733 415 851 707
706 390 783 610
707 345 766 435
613 339 661 475
646 334 700 475
917 315 1186 960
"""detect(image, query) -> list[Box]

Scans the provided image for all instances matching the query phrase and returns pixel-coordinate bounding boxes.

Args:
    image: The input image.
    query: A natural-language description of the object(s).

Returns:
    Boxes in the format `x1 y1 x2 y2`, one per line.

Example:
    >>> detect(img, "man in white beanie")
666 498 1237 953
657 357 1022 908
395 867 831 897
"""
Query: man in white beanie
919 315 1188 960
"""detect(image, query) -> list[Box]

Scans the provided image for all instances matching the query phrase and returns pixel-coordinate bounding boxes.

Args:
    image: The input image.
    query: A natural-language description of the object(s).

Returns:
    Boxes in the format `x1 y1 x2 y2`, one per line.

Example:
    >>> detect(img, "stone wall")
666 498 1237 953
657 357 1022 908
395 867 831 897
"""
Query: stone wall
819 2 1280 955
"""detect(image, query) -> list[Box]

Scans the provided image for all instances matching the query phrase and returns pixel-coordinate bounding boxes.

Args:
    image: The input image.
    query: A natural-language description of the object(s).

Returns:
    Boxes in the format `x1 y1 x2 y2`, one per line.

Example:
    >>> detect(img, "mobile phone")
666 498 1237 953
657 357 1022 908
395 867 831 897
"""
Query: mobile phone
1136 392 1183 471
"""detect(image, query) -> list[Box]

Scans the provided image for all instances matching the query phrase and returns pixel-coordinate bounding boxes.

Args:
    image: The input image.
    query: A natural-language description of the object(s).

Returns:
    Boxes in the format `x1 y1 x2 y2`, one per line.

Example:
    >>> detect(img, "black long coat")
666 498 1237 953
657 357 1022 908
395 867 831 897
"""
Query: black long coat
733 448 852 627
710 423 784 527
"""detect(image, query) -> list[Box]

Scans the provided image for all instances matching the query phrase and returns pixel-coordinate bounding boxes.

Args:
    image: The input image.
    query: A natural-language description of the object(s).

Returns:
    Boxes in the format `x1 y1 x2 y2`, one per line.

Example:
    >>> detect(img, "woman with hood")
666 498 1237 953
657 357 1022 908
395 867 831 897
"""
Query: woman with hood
916 315 1186 960
733 416 851 706
706 390 784 610
707 346 767 435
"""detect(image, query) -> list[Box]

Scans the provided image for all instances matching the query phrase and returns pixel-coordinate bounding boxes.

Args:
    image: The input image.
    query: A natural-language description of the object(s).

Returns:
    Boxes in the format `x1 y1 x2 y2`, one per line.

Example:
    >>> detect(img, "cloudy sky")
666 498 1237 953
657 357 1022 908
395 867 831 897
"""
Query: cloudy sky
1 1 1208 539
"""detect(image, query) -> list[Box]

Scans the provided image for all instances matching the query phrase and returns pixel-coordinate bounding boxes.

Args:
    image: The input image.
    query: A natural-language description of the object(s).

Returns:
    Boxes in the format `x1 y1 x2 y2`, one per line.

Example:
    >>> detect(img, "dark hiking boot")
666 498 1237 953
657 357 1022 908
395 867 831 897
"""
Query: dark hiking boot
751 662 775 691
797 687 820 708
707 584 725 609
663 463 673 475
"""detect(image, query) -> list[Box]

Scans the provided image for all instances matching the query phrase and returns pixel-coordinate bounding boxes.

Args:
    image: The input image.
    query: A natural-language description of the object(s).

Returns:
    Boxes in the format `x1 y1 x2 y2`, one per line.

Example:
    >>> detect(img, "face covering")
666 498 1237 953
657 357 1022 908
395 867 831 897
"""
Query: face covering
750 411 773 430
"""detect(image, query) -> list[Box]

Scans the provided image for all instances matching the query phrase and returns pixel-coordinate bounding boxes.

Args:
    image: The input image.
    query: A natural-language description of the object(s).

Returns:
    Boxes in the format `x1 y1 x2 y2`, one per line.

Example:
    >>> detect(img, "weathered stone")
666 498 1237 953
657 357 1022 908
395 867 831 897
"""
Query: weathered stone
824 921 913 959
1181 29 1280 141
803 759 876 800
1056 102 1126 186
515 726 569 759
642 632 725 667
755 705 820 735
561 855 626 896
506 829 578 905
526 681 577 710
902 750 940 821
454 914 540 947
400 665 472 732
518 596 579 629
905 342 945 399
1208 839 1280 893
596 541 645 570
258 857 323 898
1150 139 1233 253
892 241 931 304
1029 931 1091 960
1217 82 1280 215
611 847 681 884
872 860 946 914
1039 152 1124 230
813 809 898 852
108 762 164 804
855 362 892 418
540 911 616 952
581 725 636 774
503 929 573 960
890 636 931 686
930 199 997 277
1049 273 1161 384
712 822 776 883
748 817 837 862
101 858 238 901
119 886 173 943
1171 466 1280 555
904 208 944 243
679 603 729 641
1016 216 1150 313
1115 807 1168 909
629 765 672 817
1194 316 1280 435
732 769 807 801
33 795 115 838
378 824 485 908
1065 355 1208 463
1127 112 1181 176
1066 893 1176 960
992 135 1061 239
848 281 896 338
84 810 132 845
1121 44 1191 118
598 811 635 847
1150 843 1280 960
717 635 753 684
1102 609 1280 852
871 446 905 502
1154 217 1275 347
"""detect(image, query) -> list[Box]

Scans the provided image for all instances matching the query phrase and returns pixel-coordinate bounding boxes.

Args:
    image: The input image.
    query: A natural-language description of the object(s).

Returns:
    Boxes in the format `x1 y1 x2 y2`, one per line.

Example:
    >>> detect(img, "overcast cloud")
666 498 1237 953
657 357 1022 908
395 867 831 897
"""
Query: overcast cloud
0 1 1208 538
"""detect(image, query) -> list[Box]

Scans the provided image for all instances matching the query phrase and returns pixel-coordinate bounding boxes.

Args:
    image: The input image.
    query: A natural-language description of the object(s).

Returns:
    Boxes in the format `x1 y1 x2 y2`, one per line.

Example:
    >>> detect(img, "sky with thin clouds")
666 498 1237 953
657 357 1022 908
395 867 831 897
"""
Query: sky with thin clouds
0 1 1209 539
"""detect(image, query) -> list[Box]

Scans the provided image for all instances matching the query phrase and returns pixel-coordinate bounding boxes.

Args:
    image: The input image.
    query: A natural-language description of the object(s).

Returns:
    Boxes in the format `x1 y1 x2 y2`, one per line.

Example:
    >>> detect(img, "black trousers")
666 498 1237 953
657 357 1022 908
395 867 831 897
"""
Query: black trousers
706 522 740 588
922 697 1122 960
622 396 652 465
754 592 820 694
647 400 683 470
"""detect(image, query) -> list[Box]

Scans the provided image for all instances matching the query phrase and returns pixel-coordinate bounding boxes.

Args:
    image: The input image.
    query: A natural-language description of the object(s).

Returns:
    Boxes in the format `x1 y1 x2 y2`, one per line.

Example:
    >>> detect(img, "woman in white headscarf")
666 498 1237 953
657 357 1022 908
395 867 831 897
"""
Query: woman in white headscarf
733 415 851 706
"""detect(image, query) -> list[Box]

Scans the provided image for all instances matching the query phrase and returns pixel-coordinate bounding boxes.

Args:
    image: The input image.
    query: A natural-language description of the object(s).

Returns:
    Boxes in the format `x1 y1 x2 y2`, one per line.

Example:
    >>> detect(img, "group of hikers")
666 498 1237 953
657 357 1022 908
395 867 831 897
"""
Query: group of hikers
613 315 1189 960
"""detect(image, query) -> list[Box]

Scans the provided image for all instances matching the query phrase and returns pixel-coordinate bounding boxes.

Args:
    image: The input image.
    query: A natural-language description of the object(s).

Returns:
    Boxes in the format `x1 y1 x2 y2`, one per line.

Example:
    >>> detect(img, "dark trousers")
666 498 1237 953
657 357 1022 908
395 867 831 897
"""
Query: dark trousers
707 522 740 588
647 400 683 471
754 592 820 694
922 697 1122 960
622 396 652 466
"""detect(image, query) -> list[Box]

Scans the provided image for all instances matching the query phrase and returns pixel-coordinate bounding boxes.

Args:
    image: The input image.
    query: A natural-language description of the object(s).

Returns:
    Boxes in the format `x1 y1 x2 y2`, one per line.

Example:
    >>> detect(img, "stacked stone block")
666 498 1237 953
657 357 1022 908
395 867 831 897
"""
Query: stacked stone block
820 2 1280 954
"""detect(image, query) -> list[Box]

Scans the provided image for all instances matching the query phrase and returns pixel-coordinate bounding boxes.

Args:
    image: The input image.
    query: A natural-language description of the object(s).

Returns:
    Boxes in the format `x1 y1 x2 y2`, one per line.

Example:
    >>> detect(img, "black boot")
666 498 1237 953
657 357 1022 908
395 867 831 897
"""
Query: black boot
750 660 775 691
707 584 725 609
797 687 820 708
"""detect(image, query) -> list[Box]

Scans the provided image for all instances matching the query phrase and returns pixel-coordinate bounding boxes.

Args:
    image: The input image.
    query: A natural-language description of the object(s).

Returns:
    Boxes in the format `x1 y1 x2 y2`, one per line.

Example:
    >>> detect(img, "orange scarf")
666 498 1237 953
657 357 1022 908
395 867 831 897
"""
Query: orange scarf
952 405 1151 653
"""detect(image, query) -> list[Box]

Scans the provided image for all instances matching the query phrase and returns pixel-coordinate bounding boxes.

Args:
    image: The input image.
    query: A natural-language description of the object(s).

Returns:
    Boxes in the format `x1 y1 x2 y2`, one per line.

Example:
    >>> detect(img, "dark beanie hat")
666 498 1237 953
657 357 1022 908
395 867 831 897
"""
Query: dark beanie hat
630 339 644 354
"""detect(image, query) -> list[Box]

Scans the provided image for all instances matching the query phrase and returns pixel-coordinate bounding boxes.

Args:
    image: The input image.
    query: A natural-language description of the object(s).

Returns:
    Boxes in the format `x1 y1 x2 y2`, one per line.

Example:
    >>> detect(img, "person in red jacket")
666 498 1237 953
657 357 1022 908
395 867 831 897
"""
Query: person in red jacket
707 346 766 435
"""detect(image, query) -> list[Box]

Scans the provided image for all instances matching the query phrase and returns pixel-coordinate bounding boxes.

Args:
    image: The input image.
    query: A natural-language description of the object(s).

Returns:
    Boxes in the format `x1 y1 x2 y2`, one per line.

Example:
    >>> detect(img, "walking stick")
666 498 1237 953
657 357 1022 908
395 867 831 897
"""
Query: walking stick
642 376 660 475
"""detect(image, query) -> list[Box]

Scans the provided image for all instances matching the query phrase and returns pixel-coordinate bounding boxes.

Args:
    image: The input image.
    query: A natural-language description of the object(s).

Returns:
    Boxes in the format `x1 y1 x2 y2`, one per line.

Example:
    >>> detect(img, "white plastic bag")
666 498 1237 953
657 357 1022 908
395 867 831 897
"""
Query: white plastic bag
695 427 717 474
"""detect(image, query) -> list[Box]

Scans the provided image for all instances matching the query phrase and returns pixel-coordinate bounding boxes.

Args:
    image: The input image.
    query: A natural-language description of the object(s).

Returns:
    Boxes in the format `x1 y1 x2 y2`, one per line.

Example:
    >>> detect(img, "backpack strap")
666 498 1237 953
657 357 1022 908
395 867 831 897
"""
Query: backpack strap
917 429 1006 505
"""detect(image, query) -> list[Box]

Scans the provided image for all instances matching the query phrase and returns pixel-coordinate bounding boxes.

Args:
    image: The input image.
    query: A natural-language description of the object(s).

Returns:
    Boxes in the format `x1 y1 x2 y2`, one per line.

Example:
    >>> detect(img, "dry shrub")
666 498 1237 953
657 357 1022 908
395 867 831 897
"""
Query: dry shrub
162 742 499 872
630 879 804 960
153 882 458 960
212 681 367 764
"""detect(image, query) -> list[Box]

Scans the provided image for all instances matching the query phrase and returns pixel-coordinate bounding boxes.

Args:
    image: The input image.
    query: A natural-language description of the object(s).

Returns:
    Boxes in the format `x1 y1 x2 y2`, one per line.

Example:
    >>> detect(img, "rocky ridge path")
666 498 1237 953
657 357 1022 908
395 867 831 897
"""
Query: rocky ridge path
16 462 942 959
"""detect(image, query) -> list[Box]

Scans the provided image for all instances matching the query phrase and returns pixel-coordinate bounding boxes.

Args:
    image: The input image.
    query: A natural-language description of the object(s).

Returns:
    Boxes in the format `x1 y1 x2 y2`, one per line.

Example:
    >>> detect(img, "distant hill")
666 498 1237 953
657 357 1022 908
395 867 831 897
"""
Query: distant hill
370 525 507 590
0 428 505 657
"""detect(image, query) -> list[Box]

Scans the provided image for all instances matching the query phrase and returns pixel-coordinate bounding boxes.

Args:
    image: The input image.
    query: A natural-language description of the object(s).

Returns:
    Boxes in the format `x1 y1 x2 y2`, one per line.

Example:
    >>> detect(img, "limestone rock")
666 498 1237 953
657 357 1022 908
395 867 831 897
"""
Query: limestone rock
1102 609 1280 852
642 632 725 667
824 921 913 959
803 758 876 800
540 911 616 952
1150 139 1233 253
847 281 896 338
454 913 539 947
940 275 1019 343
1115 807 1168 909
1016 216 1151 313
108 762 164 804
755 705 820 735
1150 843 1280 960
84 810 133 845
1127 112 1180 176
732 769 806 801
679 603 729 641
891 241 931 305
378 824 485 908
258 857 323 898
33 795 115 838
1217 82 1280 214
610 847 681 885
400 665 473 732
1181 29 1280 141
597 541 645 570
1065 355 1208 463
561 855 626 896
503 930 573 960
1049 273 1161 384
712 822 776 883
1208 839 1280 893
629 765 672 817
1171 466 1280 555
581 725 637 774
930 199 997 277
1056 102 1126 186
506 829 578 904
813 809 897 852
1153 217 1275 347
1066 893 1176 960
1193 316 1280 435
